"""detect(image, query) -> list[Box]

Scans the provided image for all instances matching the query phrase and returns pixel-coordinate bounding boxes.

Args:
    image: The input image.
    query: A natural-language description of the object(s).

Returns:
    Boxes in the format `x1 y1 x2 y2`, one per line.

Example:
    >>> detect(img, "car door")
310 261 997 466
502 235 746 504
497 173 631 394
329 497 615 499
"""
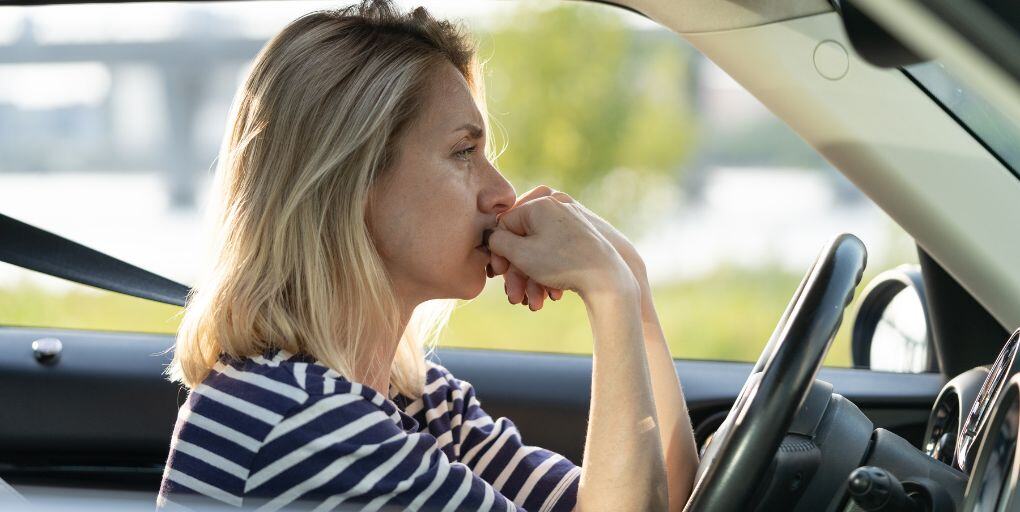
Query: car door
0 322 944 495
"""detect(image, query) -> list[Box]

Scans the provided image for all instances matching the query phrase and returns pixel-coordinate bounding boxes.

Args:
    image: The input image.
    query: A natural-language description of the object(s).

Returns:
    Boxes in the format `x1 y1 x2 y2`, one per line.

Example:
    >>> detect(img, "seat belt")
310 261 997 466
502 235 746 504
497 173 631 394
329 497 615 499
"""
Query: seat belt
0 213 189 307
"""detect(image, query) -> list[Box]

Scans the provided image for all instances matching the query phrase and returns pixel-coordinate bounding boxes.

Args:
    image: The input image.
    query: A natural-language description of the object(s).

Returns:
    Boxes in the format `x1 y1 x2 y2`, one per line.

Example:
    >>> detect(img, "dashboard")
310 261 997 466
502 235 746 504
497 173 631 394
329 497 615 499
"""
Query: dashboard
924 329 1020 511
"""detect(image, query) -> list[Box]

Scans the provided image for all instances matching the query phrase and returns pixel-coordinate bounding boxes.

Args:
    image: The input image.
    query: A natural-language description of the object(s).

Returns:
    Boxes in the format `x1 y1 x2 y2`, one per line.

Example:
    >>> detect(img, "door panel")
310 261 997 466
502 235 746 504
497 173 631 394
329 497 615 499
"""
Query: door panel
0 326 944 492
0 328 181 488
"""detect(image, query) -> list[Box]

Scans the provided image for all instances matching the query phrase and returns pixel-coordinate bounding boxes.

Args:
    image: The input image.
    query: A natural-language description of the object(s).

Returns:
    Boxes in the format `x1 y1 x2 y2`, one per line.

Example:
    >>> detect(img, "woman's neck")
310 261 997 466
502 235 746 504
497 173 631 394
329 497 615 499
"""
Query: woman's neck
359 297 416 395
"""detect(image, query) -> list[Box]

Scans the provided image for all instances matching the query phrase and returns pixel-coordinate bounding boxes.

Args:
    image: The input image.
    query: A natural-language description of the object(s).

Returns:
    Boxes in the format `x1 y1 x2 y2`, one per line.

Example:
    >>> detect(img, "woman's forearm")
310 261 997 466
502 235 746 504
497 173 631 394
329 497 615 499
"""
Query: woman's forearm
576 278 668 512
639 283 700 511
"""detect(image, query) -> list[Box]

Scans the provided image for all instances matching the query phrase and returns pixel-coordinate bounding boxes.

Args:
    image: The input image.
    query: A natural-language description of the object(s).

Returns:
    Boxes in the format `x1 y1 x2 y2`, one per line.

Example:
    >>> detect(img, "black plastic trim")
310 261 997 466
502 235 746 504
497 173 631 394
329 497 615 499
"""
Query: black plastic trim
916 246 1010 377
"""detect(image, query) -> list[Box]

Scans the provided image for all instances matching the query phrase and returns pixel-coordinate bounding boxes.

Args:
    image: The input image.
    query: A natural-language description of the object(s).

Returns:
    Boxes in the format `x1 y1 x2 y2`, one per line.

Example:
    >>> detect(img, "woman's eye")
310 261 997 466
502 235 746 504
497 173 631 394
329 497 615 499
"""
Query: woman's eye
454 146 477 160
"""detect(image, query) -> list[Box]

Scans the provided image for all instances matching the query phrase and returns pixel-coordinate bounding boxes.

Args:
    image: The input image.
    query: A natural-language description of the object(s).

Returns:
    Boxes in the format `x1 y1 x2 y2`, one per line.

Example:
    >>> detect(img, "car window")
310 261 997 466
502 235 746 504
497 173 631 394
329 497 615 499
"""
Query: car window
0 0 917 367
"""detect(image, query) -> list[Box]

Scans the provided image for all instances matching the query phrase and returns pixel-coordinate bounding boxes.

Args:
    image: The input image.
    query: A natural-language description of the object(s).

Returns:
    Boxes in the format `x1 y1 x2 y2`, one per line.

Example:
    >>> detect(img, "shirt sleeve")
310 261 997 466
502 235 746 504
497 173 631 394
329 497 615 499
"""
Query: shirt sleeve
434 365 581 512
243 392 523 511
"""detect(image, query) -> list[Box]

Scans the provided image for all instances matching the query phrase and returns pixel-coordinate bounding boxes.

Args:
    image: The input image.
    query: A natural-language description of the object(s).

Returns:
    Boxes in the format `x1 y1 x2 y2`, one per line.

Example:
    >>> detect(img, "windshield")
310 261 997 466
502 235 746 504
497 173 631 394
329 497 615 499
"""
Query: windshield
904 61 1020 180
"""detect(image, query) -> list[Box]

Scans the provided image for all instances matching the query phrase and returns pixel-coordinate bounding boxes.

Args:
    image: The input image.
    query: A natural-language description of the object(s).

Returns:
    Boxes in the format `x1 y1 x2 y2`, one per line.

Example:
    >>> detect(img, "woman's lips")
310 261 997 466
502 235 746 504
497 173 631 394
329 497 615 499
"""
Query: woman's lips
477 229 494 278
475 228 493 254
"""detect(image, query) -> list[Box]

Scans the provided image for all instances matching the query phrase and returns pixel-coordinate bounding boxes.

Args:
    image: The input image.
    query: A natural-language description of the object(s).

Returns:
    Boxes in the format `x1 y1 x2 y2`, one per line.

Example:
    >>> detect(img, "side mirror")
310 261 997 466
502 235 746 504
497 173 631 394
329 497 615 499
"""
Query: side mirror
851 265 936 373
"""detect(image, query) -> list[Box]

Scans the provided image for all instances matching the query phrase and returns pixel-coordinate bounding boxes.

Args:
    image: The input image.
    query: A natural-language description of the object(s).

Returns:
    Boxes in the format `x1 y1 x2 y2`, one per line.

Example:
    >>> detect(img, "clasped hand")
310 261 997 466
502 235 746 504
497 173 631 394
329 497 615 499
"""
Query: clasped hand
486 186 648 310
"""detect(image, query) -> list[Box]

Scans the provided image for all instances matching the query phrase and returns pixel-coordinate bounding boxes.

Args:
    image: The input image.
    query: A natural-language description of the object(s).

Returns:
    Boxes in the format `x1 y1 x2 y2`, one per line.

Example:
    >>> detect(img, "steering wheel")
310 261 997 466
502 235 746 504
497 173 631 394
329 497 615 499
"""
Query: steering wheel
683 233 867 512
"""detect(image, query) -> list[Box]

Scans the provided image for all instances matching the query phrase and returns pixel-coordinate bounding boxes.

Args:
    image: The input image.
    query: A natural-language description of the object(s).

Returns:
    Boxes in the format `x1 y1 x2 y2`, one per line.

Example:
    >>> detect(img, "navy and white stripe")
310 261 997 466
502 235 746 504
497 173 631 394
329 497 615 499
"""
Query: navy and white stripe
157 349 579 511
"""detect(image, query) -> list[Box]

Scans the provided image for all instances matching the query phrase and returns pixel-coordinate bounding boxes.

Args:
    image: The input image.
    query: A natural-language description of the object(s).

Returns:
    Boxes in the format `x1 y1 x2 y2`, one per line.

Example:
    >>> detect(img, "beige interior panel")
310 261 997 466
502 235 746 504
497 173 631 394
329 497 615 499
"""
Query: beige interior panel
627 7 1020 329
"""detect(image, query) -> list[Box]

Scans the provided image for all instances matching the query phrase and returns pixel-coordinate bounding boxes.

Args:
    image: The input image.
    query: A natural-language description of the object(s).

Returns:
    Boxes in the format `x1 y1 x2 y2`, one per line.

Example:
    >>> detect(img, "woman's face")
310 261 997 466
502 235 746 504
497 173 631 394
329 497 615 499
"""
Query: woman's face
367 61 516 305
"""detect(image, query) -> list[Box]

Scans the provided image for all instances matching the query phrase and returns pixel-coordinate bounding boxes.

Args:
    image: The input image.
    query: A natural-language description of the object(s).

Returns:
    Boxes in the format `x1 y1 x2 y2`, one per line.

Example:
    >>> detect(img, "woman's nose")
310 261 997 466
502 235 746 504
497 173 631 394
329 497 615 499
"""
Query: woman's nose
479 161 516 215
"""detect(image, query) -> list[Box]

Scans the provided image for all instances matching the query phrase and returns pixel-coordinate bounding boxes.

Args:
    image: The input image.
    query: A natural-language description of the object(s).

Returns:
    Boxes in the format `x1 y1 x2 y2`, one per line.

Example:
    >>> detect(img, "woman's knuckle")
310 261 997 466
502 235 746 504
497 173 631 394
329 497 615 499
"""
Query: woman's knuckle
545 195 563 206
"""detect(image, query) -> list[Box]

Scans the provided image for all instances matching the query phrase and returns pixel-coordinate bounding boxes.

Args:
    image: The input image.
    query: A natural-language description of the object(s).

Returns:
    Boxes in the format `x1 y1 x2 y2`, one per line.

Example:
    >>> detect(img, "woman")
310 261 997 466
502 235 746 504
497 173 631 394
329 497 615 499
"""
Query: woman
158 1 699 510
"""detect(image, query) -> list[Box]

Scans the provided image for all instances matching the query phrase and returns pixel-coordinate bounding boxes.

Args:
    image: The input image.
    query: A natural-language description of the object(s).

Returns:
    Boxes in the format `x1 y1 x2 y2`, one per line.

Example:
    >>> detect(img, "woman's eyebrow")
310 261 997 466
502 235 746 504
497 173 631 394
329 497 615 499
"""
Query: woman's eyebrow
452 122 484 139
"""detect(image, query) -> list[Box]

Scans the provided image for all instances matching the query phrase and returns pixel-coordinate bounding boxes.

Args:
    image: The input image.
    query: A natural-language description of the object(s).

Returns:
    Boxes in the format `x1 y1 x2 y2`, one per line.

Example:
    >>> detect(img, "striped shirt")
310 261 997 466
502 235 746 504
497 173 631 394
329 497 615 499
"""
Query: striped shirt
157 349 580 511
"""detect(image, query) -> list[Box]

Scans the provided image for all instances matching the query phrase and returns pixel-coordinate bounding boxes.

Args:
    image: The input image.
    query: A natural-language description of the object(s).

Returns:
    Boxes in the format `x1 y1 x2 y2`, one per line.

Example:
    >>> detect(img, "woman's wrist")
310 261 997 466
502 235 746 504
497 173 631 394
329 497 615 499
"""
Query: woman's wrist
578 262 641 310
617 246 655 312
621 259 657 325
638 284 662 329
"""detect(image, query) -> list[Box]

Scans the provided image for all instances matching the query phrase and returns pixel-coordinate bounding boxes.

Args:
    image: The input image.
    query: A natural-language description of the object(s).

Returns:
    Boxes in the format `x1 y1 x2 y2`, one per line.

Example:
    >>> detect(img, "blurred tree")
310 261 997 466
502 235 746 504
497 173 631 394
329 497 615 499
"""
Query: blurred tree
477 2 697 232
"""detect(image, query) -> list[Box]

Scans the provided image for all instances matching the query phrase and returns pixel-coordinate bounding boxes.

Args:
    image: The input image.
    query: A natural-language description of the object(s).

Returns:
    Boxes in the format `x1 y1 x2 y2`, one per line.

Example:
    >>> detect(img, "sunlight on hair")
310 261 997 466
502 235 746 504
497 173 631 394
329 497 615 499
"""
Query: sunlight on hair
167 0 482 398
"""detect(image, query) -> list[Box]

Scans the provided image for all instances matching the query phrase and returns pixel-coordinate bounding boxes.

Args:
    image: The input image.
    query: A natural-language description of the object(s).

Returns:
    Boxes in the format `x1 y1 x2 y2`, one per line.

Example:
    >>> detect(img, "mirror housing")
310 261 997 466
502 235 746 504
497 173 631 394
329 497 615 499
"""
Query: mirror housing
851 265 937 373
833 0 928 68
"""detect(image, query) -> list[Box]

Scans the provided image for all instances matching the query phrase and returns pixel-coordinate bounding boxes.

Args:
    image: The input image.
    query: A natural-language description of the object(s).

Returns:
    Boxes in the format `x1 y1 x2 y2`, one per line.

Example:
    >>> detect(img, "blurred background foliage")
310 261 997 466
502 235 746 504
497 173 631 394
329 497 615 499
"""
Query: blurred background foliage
479 3 696 234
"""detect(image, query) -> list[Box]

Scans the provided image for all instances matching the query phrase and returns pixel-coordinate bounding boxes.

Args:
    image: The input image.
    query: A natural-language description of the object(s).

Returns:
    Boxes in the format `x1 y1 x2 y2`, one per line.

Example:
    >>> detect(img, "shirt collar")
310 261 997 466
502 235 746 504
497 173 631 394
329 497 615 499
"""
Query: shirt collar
245 348 421 433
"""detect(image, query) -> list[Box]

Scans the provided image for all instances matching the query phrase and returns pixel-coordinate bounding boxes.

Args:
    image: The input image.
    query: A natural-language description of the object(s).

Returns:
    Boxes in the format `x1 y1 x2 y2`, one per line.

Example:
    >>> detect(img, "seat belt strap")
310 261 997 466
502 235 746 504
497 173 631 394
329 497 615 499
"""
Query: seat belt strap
0 213 189 307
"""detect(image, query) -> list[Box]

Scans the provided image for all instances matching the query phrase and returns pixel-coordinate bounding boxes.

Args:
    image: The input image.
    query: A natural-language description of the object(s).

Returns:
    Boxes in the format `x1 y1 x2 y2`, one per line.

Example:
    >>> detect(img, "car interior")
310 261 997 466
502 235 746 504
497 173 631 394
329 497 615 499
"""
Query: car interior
2 0 1020 511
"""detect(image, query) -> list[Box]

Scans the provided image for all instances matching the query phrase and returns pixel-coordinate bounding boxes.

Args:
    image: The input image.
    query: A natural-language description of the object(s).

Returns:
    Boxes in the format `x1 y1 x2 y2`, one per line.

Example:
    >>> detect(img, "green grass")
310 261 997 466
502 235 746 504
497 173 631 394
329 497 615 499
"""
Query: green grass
0 268 856 367
445 268 853 367
0 282 184 334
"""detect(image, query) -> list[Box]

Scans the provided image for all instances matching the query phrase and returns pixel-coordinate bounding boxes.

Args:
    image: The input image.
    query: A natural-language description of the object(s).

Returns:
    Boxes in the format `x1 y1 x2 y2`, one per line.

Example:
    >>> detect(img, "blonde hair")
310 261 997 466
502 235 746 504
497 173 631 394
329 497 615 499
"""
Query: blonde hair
168 0 482 398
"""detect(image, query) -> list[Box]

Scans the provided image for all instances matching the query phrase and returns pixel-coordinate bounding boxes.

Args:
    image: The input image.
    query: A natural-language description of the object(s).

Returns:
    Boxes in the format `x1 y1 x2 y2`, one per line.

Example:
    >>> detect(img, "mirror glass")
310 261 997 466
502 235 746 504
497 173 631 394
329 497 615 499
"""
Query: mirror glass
870 287 929 372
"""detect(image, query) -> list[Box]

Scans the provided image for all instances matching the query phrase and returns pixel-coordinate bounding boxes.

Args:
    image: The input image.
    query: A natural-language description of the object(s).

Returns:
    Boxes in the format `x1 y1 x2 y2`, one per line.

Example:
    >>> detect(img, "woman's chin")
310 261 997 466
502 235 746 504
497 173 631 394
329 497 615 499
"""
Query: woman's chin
455 251 490 299
464 275 487 299
458 267 488 300
429 271 486 301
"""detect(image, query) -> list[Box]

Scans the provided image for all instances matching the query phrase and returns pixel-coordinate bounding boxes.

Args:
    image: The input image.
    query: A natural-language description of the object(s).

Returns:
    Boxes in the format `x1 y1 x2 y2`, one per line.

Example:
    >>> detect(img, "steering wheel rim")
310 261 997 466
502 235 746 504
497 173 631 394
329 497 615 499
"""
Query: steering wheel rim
684 233 867 512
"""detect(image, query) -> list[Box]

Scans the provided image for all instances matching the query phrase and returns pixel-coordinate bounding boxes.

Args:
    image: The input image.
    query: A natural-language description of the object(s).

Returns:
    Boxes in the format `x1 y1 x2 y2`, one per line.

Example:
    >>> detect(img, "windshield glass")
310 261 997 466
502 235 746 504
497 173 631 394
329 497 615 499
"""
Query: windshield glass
904 61 1020 180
